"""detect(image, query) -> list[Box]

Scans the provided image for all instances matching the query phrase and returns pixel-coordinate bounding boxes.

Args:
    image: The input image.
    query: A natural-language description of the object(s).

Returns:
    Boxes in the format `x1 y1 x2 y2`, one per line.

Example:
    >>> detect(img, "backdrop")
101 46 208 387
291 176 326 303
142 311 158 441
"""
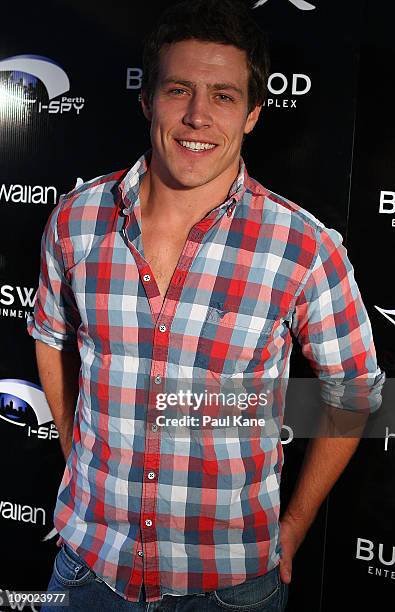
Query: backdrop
0 1 394 610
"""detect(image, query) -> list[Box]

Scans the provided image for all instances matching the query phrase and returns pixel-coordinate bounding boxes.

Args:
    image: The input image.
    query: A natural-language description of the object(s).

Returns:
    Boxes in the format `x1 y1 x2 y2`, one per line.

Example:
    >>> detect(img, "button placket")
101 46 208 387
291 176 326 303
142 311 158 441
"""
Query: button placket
139 223 209 601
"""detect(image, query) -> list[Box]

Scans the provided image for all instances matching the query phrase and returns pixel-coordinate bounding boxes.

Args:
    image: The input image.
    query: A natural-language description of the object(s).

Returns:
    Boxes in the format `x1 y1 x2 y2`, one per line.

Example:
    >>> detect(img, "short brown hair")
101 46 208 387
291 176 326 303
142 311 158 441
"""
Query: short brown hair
142 0 271 114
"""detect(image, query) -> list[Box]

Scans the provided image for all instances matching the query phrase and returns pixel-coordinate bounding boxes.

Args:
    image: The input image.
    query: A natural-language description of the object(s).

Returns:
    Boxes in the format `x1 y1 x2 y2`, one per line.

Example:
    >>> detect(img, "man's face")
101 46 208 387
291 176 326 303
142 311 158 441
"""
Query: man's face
141 39 262 190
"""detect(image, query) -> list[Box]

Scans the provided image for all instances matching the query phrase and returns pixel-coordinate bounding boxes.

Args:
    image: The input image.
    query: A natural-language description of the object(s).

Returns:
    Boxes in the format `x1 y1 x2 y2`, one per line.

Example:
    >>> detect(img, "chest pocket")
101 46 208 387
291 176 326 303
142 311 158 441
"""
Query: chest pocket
195 303 276 376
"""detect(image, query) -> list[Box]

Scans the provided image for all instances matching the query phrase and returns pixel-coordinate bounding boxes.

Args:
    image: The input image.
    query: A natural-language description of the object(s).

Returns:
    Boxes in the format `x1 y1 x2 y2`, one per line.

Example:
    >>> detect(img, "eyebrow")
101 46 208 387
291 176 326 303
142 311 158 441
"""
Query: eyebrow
161 78 244 97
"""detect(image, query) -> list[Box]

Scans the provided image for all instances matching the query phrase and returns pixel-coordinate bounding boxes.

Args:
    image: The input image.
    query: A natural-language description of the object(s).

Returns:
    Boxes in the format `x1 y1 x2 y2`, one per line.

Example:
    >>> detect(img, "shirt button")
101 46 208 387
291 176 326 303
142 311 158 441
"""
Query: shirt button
138 550 144 557
147 471 156 480
154 375 161 384
152 423 158 432
143 274 151 282
145 519 153 527
159 324 167 332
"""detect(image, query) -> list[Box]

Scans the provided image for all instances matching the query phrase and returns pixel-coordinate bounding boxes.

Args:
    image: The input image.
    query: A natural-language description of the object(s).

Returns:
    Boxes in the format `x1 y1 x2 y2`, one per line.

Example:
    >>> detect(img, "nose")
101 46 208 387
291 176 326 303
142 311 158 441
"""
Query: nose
182 91 213 130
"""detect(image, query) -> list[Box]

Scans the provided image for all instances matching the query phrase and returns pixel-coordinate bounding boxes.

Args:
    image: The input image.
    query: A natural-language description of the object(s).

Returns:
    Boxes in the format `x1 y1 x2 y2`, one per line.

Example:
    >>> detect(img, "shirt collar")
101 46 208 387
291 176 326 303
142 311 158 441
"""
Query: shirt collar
219 156 247 211
118 149 151 211
118 148 248 212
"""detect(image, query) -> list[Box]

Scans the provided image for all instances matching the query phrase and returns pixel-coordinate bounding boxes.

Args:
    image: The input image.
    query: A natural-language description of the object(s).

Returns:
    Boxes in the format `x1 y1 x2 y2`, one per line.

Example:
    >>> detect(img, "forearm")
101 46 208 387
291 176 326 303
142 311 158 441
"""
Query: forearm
281 435 360 541
35 340 81 460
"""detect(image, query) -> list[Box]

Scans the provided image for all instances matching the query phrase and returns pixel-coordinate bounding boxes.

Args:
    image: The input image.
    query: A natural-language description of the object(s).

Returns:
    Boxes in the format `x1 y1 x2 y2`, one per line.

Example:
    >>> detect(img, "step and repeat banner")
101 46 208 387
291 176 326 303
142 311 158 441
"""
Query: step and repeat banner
0 1 393 610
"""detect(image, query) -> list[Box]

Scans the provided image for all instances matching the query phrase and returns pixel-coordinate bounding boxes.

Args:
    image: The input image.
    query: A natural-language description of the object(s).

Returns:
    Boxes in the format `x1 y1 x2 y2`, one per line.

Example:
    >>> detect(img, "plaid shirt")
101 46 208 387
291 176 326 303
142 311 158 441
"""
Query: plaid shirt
27 151 383 603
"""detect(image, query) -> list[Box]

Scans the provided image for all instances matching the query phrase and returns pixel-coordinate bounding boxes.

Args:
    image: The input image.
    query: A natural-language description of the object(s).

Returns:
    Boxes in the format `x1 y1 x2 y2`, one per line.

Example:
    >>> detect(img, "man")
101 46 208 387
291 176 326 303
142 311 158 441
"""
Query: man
28 1 384 610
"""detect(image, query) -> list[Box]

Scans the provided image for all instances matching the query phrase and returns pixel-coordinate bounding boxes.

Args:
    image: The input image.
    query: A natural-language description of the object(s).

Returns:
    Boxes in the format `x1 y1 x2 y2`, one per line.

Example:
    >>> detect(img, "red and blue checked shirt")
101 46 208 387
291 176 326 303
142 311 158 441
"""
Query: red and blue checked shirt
27 151 384 602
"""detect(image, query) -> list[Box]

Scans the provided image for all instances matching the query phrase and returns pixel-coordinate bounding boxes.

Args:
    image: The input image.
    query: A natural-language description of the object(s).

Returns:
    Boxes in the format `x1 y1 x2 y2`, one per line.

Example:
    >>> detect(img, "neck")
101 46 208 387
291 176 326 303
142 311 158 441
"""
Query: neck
139 155 240 224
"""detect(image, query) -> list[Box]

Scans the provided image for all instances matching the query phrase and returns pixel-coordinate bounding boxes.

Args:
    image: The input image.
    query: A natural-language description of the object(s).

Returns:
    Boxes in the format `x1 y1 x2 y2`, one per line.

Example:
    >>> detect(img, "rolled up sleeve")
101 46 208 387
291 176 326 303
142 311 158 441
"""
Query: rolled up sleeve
290 226 385 413
27 199 80 351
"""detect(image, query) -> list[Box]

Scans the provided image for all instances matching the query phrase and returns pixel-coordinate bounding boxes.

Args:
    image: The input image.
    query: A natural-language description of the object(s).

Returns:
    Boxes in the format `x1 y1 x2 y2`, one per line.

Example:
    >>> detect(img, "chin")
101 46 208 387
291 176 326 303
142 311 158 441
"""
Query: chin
167 168 211 189
172 177 206 189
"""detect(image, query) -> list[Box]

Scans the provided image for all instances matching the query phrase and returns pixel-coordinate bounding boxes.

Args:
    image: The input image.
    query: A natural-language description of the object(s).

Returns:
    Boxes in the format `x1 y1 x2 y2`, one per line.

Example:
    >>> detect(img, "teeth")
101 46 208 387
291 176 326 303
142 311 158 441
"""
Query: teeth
178 140 216 151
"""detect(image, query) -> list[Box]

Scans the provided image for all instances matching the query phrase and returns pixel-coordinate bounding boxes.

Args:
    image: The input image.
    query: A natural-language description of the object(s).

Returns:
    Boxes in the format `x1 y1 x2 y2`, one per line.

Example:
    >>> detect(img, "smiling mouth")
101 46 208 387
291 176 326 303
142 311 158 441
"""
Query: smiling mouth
176 139 217 151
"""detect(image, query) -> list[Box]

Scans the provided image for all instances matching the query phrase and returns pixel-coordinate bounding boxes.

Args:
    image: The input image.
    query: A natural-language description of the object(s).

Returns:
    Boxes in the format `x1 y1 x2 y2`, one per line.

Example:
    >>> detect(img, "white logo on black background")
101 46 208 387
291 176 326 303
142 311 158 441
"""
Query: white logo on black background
0 54 85 115
126 68 143 90
379 191 395 228
0 379 53 427
0 285 36 319
126 67 311 110
356 537 395 579
0 500 45 525
374 306 395 326
253 0 316 10
0 378 59 443
0 183 57 205
265 72 312 110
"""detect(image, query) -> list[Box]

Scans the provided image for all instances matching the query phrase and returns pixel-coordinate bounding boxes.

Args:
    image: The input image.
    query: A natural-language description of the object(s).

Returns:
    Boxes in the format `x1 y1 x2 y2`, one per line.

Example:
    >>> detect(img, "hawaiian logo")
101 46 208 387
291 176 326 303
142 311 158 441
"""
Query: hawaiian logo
0 183 57 205
0 54 85 115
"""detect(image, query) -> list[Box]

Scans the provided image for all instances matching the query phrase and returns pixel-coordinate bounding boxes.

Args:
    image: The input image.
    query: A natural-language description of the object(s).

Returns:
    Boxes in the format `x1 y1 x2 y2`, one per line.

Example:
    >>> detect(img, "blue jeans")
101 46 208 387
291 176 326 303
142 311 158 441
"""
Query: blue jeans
41 542 288 611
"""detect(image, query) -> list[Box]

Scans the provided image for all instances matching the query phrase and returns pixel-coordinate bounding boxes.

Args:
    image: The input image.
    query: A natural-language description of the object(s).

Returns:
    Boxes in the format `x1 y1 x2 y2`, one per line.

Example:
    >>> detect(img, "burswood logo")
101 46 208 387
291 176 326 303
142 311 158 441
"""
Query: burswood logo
356 537 395 580
379 190 395 228
0 183 57 205
264 72 311 109
0 54 85 116
126 67 311 110
253 0 316 10
0 284 36 319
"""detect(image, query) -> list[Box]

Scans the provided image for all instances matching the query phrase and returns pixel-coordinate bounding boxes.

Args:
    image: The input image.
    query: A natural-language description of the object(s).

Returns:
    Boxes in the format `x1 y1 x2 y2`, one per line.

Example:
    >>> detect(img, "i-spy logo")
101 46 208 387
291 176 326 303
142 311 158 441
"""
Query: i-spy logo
0 54 85 115
0 379 58 441
253 0 316 10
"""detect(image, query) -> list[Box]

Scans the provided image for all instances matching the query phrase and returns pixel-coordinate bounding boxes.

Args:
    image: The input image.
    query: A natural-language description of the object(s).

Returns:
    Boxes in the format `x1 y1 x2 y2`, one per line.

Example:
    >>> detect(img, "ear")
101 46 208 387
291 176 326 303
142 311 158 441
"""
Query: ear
141 89 153 121
244 105 262 135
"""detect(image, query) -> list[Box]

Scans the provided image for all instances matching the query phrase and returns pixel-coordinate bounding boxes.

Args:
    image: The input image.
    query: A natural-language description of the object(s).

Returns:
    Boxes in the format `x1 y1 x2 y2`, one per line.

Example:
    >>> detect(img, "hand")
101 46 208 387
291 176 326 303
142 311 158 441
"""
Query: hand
278 515 306 585
56 536 64 548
